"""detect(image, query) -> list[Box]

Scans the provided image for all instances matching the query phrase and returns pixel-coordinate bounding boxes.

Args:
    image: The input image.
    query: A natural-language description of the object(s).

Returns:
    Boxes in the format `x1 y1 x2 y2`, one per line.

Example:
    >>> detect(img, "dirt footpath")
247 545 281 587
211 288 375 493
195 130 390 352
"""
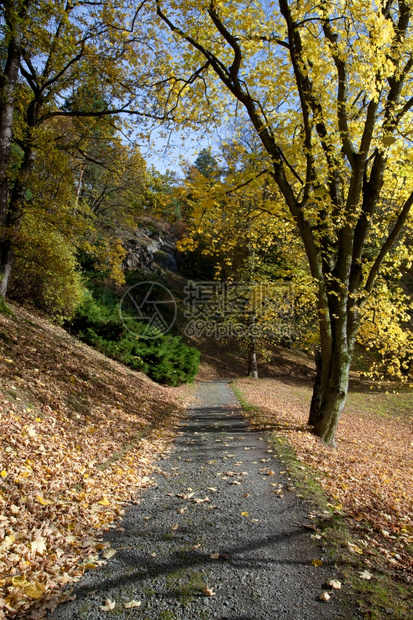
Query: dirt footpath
50 381 358 620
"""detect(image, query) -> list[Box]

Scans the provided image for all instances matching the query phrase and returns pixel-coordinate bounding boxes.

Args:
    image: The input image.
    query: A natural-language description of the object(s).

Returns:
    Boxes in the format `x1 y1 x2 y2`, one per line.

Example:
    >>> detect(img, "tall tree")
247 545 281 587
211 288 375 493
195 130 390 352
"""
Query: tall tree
0 0 32 292
155 0 413 445
0 0 159 297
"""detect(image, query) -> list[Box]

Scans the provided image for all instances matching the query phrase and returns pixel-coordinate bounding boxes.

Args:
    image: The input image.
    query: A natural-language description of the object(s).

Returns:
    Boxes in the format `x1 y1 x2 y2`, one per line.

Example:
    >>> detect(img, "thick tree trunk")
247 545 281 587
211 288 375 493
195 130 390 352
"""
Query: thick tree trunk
313 355 351 446
308 277 360 446
0 241 14 298
310 320 356 446
0 1 32 298
0 37 22 299
0 29 22 229
0 139 35 297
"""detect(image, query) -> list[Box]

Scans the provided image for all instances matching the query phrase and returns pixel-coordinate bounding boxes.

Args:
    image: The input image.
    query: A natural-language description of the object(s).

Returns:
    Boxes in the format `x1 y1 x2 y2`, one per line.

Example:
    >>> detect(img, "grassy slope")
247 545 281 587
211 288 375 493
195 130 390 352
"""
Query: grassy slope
0 303 190 619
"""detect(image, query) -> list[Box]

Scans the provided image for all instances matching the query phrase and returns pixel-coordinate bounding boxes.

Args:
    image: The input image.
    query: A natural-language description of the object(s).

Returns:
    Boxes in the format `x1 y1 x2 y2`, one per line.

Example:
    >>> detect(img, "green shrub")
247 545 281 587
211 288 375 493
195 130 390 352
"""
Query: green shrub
70 288 199 386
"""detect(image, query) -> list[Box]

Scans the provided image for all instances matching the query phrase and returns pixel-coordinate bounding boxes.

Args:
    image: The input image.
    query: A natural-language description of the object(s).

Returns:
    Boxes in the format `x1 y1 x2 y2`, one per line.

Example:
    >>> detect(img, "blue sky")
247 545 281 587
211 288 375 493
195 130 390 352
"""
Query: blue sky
142 127 214 175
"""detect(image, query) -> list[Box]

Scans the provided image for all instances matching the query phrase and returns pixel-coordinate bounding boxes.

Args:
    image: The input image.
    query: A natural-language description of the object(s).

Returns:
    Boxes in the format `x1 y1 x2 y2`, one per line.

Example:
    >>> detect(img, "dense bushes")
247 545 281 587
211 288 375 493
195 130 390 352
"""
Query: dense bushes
69 287 199 386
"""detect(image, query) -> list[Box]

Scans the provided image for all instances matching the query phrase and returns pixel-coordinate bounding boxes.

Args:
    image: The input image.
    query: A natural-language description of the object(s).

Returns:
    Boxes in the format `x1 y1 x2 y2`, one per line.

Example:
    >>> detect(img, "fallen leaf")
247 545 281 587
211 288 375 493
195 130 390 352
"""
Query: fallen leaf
209 552 220 559
123 600 141 609
12 576 30 587
102 548 117 559
36 496 52 506
241 511 249 517
25 581 46 600
359 570 373 580
302 524 317 531
98 497 111 506
327 579 342 589
319 591 331 601
204 585 216 596
100 598 116 611
348 542 363 555
311 558 323 567
31 536 47 555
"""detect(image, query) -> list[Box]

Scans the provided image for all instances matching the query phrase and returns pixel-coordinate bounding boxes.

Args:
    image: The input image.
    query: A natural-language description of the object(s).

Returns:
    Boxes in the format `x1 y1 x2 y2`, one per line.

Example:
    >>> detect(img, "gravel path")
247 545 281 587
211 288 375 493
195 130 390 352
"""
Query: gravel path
50 381 357 620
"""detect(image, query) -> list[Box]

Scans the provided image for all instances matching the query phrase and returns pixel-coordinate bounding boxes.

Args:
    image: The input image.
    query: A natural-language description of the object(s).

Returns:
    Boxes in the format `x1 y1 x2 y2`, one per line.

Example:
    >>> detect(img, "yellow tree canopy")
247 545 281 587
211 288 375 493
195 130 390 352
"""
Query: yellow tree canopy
152 0 413 444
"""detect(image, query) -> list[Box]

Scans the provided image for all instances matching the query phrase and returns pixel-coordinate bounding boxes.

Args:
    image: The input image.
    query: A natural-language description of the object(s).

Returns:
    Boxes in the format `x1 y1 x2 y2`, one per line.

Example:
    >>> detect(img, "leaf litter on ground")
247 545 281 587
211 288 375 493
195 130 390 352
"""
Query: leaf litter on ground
0 304 192 619
235 377 413 581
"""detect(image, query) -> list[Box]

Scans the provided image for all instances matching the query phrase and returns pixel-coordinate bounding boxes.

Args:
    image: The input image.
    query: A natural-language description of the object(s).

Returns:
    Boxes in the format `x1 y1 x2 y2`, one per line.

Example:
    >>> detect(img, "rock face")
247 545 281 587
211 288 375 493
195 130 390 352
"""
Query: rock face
123 225 178 274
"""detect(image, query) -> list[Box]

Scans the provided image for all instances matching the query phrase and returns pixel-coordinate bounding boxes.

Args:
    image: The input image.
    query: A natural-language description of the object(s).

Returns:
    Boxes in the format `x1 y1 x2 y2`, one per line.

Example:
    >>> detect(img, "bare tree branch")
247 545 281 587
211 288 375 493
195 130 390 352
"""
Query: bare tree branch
365 190 413 293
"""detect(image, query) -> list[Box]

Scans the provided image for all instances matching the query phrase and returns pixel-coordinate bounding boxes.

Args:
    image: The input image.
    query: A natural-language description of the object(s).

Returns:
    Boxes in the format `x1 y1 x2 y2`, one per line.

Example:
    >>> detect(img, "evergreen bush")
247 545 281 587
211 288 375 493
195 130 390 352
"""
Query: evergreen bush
70 288 199 386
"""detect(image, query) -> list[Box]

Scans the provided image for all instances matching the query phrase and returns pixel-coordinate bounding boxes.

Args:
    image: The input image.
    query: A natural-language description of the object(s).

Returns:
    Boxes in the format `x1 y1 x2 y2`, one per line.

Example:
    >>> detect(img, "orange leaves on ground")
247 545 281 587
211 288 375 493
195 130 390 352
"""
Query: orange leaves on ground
235 377 413 579
0 305 189 618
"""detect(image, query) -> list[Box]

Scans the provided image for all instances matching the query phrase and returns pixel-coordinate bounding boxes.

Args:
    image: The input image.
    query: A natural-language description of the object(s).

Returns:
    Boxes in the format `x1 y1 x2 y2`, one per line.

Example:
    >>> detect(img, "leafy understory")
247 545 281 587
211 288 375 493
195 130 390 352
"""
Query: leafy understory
0 304 190 619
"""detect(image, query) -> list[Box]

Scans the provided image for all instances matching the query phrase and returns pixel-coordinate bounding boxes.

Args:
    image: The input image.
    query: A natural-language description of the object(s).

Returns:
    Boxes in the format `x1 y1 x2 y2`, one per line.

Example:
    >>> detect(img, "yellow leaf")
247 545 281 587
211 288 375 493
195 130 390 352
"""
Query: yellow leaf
25 580 46 599
0 470 7 478
12 576 29 587
312 558 323 567
241 511 249 517
98 497 110 506
36 496 51 506
348 542 363 555
382 135 396 146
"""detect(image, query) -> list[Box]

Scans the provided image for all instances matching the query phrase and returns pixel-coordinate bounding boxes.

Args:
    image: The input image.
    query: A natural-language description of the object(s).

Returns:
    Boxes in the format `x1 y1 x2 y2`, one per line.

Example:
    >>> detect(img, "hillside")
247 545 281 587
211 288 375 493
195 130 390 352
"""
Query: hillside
0 303 190 619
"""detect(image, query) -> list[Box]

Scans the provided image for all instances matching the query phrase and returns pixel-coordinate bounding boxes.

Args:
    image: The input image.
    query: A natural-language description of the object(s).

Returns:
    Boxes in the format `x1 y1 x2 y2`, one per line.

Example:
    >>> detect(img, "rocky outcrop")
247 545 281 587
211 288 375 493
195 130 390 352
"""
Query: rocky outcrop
123 225 178 274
